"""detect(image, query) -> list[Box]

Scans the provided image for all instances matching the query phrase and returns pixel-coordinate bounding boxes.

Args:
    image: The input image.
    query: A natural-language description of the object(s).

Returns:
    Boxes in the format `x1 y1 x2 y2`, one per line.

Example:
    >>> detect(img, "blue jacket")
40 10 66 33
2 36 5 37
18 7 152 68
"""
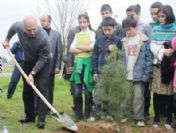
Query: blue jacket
92 34 122 74
122 32 153 82
11 41 24 62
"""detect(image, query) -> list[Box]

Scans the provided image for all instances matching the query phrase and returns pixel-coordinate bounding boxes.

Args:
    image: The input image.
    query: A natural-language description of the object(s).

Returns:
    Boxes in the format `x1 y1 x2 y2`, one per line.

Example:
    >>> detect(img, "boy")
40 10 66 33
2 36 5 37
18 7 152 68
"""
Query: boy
91 17 122 121
7 41 24 99
149 2 163 28
121 16 153 127
96 4 125 39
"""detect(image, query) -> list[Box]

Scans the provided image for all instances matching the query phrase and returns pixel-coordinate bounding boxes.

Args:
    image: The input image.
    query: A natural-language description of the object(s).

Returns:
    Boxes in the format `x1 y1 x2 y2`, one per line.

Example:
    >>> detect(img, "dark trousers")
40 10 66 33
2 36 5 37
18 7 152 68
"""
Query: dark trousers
74 84 92 119
48 74 55 105
22 63 50 122
144 82 151 116
7 62 24 97
153 93 173 123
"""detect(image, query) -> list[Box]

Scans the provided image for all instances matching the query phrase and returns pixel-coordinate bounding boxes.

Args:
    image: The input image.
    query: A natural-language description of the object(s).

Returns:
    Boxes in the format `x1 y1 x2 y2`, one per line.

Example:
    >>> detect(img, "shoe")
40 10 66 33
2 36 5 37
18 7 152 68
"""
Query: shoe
171 123 176 129
152 122 159 128
164 123 173 130
7 94 12 99
121 118 128 123
37 121 45 129
137 120 145 127
106 115 113 121
87 116 95 122
18 117 35 124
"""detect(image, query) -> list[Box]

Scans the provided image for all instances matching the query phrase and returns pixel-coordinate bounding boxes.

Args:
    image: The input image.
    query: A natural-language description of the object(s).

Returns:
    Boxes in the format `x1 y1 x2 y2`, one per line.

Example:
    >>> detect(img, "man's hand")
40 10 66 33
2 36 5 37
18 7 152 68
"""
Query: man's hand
54 68 60 74
2 39 10 49
93 74 99 82
27 74 34 85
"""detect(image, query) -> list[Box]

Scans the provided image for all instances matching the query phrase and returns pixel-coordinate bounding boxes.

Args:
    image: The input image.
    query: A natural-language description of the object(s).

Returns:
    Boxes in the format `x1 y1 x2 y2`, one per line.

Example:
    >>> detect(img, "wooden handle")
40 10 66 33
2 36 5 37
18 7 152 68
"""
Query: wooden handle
6 48 58 113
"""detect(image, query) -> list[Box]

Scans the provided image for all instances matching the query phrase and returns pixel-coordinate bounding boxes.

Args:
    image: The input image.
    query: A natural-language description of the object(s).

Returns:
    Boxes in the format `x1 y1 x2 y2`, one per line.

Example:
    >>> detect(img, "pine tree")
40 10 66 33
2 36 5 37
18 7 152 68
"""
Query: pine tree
96 49 133 121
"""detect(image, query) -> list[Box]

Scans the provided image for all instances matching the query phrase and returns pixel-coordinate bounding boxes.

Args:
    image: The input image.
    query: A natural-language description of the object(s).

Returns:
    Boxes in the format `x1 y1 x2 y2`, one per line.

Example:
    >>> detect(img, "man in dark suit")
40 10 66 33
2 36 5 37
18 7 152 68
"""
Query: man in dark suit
2 16 51 129
40 14 62 105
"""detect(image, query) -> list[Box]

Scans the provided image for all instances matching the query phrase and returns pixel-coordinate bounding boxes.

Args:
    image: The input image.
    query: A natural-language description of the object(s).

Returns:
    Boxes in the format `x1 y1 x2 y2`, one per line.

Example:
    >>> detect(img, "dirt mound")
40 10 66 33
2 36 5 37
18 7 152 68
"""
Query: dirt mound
52 122 176 133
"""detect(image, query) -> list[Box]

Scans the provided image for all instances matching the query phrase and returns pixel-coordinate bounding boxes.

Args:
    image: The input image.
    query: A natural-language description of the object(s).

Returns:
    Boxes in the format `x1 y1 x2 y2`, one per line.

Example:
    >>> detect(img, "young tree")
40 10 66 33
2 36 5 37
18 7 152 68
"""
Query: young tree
96 50 133 121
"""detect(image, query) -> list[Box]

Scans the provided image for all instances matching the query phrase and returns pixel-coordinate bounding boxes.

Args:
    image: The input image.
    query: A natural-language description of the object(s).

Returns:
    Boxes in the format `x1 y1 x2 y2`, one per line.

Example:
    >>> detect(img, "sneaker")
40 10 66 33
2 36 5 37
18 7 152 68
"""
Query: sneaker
137 120 145 127
121 118 128 123
106 115 113 121
152 122 159 128
164 123 173 130
171 123 176 129
87 116 95 122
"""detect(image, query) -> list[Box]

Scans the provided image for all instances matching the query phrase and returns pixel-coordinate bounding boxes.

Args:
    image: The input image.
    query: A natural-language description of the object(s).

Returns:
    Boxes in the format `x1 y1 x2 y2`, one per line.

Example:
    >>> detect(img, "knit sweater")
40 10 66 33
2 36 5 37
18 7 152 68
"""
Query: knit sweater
150 23 176 64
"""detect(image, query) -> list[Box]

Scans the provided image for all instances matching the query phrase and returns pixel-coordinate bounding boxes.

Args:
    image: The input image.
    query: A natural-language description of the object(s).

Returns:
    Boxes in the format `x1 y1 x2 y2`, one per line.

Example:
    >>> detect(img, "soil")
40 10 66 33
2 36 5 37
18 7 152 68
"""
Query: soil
51 122 176 133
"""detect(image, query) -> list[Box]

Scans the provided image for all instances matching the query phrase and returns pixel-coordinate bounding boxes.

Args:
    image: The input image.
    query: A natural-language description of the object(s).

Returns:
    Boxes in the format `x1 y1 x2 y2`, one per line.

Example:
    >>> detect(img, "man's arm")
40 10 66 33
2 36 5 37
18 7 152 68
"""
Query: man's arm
2 22 20 48
31 38 50 75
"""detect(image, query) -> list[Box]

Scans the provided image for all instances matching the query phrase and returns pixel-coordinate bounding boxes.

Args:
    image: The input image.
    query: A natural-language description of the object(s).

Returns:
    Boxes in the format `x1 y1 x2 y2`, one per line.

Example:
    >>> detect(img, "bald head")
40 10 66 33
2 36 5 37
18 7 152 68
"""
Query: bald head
40 14 51 29
23 16 38 37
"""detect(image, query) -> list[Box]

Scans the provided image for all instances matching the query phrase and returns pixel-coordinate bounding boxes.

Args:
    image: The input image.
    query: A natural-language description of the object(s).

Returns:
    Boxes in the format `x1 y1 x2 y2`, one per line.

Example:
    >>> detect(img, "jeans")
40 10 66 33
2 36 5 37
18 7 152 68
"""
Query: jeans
7 62 24 98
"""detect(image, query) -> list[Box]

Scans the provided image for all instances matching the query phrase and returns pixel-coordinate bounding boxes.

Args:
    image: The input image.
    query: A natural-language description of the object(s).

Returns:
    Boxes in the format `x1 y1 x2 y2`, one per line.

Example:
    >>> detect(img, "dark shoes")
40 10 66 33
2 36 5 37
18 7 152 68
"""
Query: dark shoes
37 121 45 129
18 117 35 124
7 94 12 99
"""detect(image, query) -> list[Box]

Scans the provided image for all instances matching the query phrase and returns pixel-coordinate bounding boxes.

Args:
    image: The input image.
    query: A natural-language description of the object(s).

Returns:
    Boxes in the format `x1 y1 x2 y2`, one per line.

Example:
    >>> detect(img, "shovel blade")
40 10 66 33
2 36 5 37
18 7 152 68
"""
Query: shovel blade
51 112 78 132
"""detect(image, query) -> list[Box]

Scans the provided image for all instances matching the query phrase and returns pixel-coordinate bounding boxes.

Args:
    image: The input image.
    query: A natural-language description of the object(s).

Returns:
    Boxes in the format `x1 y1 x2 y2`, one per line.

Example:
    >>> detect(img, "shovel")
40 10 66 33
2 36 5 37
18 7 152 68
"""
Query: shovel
6 48 77 132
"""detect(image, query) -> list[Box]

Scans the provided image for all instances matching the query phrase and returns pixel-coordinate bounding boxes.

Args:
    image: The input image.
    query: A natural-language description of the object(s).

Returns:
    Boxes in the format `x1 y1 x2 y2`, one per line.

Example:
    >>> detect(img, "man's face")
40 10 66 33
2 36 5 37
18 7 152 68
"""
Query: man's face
150 8 160 22
24 21 38 38
40 16 51 29
102 26 115 38
101 10 112 19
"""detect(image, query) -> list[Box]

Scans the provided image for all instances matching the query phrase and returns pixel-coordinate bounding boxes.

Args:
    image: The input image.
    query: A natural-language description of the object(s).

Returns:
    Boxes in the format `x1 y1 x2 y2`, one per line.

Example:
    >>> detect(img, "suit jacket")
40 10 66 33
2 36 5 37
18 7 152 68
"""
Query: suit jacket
48 29 62 74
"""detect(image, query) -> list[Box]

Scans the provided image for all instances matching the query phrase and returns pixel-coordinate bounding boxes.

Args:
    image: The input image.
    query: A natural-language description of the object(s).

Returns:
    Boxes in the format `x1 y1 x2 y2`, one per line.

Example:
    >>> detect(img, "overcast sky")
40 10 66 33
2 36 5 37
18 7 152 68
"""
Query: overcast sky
0 0 175 60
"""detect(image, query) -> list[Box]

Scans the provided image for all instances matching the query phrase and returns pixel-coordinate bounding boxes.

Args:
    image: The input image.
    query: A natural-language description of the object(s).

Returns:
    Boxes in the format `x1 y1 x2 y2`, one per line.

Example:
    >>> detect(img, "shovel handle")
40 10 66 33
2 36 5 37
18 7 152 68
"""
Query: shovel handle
6 48 58 114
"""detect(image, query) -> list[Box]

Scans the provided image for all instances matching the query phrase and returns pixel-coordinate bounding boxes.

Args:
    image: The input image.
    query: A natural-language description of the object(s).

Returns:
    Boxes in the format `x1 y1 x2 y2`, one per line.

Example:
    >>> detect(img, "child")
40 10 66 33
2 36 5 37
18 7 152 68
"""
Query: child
126 4 151 38
122 16 153 127
7 41 24 99
91 17 122 121
150 5 176 129
96 4 124 39
126 4 152 120
149 2 163 28
69 13 95 121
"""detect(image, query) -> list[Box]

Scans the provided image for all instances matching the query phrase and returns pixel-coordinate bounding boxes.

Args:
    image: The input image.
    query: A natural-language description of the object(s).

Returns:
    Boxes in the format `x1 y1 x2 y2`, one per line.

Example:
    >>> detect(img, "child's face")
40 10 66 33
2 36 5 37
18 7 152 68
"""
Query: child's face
158 12 166 24
125 27 137 37
126 11 138 21
150 8 160 22
102 26 115 38
101 10 112 19
78 17 90 30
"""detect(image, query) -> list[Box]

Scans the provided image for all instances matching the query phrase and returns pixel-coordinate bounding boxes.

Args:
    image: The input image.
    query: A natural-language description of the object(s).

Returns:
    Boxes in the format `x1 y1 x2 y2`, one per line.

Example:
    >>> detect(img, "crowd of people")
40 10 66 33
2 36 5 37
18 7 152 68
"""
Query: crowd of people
1 1 176 131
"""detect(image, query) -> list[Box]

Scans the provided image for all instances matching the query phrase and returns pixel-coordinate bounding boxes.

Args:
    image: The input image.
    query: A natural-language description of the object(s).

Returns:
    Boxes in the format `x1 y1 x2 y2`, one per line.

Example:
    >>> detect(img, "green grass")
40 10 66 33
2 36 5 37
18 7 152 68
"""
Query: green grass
0 66 156 133
0 74 73 133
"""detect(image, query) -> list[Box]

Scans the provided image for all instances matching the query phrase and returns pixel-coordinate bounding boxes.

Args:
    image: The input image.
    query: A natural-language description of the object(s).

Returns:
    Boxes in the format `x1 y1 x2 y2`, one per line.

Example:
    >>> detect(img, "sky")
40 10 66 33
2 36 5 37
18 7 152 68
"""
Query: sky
0 0 175 60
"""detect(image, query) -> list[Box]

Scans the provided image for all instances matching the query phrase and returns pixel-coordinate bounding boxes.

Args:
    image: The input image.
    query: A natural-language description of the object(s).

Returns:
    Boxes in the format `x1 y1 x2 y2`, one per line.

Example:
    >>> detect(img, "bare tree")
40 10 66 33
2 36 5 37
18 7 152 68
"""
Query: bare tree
31 0 88 77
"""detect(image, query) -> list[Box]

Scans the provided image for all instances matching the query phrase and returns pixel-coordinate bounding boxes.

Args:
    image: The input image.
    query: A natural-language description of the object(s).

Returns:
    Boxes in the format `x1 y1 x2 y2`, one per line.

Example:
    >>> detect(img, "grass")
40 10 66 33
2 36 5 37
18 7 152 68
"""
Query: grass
0 65 157 133
0 69 73 133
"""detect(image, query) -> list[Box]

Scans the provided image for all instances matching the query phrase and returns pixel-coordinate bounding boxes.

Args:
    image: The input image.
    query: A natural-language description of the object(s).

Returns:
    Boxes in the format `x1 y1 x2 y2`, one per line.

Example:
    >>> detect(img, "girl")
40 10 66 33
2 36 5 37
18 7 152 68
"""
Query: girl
69 13 95 121
150 5 176 129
